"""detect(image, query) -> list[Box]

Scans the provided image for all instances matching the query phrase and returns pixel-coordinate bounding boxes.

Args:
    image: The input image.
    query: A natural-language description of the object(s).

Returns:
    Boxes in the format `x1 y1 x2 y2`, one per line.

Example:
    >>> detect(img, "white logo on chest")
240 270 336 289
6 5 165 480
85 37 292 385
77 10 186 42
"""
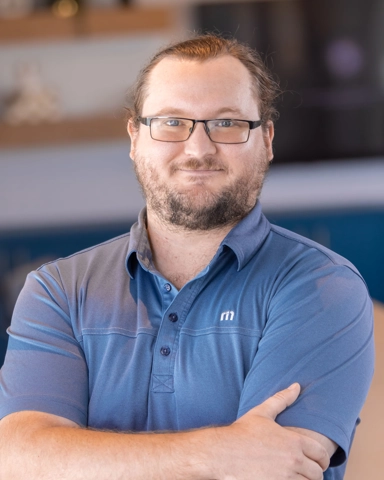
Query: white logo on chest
220 310 235 321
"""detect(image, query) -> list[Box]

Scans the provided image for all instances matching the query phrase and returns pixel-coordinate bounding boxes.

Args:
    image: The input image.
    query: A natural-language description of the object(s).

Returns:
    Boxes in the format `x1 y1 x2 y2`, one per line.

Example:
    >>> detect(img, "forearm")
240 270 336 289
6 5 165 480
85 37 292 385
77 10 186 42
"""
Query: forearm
0 386 329 480
0 412 214 480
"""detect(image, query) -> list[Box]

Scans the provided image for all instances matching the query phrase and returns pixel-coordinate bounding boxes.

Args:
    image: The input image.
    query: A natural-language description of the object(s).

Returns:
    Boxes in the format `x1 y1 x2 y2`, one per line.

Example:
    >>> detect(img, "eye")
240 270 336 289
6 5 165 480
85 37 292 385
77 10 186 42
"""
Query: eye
165 118 182 127
214 119 236 128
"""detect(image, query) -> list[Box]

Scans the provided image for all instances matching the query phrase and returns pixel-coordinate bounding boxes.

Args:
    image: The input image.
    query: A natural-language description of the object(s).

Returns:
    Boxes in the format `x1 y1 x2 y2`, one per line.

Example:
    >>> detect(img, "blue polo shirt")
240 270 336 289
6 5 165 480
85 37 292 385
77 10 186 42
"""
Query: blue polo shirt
0 203 374 479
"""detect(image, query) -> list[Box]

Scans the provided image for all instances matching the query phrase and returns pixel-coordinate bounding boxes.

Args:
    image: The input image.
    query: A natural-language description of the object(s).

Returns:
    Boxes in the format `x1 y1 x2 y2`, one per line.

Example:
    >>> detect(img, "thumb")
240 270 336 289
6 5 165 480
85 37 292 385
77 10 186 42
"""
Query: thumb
253 383 301 420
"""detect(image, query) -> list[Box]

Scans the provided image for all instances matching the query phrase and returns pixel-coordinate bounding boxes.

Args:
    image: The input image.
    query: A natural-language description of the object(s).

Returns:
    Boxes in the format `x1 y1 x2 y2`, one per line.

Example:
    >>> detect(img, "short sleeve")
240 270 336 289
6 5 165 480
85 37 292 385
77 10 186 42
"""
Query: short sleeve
0 268 88 425
237 260 374 470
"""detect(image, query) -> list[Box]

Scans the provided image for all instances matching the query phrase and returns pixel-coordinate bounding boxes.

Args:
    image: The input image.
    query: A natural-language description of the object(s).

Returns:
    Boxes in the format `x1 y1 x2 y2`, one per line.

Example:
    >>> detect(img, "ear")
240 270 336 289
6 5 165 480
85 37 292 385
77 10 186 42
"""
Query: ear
263 121 275 162
127 120 138 160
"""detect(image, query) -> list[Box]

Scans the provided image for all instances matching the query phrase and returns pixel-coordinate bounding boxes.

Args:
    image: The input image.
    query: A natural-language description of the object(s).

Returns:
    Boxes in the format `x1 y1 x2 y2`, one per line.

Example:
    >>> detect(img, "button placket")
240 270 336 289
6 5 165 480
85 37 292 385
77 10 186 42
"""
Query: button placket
161 280 176 314
151 277 204 393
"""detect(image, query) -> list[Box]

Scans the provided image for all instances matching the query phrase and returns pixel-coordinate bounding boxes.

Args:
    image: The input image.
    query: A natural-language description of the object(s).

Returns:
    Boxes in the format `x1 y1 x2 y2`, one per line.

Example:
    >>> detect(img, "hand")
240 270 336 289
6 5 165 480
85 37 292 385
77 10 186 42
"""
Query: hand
210 383 329 480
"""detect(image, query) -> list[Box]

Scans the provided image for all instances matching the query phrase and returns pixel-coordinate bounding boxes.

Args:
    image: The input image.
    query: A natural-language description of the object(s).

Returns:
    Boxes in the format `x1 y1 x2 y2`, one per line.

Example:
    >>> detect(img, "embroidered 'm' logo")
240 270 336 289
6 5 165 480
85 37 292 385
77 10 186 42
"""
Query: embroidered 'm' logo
220 310 235 321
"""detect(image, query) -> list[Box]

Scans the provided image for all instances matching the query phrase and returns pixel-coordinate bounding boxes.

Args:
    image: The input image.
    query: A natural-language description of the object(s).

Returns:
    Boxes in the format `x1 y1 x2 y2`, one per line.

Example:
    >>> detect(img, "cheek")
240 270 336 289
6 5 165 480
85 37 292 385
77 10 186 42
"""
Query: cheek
239 150 268 180
140 143 182 168
223 146 257 173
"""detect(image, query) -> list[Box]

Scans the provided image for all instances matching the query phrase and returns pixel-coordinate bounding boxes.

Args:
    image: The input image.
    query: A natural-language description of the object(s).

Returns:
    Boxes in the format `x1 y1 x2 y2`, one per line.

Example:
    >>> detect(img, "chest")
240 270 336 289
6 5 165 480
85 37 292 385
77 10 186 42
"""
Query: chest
77 261 267 432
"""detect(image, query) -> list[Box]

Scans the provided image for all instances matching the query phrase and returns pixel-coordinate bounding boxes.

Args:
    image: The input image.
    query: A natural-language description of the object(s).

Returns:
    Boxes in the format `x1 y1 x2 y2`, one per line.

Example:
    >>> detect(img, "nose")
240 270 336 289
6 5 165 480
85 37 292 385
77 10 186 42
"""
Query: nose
183 121 217 157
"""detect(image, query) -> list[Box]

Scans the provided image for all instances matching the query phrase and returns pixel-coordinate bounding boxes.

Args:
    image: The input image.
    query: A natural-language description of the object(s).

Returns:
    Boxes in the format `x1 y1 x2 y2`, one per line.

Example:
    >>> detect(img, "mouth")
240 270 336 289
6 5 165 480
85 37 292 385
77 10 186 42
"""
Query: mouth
172 158 226 176
176 169 225 180
178 168 223 173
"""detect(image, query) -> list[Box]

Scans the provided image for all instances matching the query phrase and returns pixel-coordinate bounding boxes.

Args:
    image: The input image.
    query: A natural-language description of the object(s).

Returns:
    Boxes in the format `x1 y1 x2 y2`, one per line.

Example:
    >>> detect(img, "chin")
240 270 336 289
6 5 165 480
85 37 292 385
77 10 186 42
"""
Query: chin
176 186 221 203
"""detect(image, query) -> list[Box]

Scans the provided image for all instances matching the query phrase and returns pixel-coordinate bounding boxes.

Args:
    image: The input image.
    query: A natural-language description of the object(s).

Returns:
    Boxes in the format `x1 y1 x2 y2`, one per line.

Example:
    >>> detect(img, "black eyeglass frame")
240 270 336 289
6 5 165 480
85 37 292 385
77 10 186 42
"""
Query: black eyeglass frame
138 116 262 144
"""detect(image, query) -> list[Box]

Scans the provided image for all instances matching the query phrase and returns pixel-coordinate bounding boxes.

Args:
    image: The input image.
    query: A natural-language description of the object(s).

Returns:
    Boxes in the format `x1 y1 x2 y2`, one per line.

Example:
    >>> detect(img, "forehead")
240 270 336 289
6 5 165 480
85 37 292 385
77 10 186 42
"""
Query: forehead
143 55 259 117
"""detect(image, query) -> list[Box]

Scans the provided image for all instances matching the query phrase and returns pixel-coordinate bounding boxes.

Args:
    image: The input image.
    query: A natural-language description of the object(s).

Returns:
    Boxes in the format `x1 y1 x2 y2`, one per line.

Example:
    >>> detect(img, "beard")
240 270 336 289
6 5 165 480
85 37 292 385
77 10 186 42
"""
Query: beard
133 153 270 231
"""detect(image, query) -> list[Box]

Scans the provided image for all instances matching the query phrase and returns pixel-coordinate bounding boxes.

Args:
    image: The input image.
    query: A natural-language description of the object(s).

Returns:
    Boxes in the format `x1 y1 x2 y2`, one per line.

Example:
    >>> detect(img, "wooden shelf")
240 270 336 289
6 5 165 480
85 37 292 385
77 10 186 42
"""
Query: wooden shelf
0 115 129 149
0 6 174 148
0 6 173 44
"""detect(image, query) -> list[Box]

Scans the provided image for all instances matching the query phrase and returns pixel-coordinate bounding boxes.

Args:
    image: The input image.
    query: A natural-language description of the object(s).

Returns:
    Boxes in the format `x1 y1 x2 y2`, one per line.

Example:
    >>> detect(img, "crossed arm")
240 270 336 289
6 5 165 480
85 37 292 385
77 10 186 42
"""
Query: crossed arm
0 383 336 480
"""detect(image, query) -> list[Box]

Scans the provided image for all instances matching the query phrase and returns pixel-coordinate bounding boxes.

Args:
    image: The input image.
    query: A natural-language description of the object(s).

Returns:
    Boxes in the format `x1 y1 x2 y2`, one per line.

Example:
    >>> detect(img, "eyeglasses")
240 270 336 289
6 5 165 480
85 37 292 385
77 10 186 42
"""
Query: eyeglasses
138 116 262 144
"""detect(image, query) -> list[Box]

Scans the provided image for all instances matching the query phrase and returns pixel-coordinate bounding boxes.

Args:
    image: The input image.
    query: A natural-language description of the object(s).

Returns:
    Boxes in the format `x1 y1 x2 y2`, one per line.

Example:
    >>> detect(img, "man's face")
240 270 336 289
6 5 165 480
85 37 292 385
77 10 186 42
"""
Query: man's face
128 55 274 230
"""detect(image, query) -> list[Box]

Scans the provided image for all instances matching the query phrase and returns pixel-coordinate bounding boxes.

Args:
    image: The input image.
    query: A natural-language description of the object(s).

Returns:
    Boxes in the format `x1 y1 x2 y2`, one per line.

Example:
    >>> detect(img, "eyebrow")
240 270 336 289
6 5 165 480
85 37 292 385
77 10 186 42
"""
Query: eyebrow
151 107 246 118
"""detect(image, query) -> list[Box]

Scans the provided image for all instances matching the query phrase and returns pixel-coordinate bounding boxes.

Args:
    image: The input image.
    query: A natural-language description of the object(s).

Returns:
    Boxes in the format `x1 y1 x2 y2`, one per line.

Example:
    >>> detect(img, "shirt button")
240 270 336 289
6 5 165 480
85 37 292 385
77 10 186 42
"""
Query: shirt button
168 312 178 323
160 346 171 356
164 283 172 292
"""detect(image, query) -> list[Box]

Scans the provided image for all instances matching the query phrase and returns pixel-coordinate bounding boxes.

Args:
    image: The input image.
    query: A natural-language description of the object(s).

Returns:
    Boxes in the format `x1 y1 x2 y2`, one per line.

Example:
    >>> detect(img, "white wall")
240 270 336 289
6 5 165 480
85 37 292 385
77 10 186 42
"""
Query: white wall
0 140 144 230
0 33 175 119
260 158 384 213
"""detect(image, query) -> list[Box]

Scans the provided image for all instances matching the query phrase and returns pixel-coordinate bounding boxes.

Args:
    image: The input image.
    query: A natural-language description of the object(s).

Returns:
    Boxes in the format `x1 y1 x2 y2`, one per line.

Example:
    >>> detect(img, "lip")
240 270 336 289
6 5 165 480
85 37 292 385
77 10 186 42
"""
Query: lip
178 169 223 174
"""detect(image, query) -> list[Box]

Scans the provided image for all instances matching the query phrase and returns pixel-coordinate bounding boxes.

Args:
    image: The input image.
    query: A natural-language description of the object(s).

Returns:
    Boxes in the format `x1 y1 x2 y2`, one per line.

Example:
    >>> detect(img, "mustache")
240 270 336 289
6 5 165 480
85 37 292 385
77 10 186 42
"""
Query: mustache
171 157 227 173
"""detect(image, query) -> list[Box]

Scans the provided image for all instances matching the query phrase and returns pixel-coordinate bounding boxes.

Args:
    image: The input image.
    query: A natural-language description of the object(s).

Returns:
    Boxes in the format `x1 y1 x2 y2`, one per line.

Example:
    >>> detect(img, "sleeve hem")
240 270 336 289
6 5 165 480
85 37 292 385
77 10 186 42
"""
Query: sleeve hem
275 410 349 466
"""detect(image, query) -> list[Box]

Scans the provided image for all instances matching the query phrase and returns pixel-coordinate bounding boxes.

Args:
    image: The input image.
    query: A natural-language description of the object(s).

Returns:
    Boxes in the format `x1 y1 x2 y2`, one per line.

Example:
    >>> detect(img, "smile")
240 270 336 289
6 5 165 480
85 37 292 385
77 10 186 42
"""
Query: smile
178 169 223 174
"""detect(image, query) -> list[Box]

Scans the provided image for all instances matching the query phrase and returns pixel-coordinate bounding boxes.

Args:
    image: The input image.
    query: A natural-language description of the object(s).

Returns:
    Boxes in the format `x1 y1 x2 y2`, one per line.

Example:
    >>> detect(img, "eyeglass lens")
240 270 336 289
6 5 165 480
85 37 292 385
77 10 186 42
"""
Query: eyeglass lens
150 118 250 144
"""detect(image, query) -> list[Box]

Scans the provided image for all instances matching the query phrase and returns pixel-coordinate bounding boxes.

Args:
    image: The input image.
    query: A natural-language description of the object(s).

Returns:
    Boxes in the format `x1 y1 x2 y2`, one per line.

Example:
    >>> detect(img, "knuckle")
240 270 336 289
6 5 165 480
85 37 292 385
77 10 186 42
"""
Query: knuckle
318 446 330 470
272 391 287 403
293 434 304 450
288 450 304 470
322 446 330 460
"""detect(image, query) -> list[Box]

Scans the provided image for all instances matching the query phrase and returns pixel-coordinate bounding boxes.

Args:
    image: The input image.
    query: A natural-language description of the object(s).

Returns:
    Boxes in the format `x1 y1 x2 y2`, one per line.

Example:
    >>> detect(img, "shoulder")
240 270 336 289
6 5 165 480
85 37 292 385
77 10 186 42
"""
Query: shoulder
269 223 356 266
17 233 133 310
14 233 133 335
37 232 131 280
266 223 366 283
257 224 372 323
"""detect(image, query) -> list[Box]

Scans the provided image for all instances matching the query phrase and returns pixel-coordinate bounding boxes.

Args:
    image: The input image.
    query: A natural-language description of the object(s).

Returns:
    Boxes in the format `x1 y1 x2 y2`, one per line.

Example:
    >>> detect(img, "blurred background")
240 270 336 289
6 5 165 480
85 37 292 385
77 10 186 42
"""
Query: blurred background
0 0 383 477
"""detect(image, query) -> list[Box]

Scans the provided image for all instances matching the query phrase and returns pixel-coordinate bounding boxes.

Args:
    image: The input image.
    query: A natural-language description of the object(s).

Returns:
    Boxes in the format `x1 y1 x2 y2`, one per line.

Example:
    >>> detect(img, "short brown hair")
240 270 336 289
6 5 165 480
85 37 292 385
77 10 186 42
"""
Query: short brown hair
126 33 280 130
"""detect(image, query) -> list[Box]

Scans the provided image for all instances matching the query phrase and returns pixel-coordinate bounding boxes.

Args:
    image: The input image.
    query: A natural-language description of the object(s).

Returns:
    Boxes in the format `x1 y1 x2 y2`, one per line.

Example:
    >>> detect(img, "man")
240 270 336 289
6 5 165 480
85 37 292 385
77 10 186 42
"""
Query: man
0 35 374 479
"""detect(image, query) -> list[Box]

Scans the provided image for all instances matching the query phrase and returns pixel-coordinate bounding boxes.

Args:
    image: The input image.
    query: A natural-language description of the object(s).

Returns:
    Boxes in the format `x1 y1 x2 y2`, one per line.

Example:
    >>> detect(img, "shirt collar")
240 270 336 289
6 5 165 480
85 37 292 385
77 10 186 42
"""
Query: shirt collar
221 201 271 271
126 208 152 279
126 202 271 278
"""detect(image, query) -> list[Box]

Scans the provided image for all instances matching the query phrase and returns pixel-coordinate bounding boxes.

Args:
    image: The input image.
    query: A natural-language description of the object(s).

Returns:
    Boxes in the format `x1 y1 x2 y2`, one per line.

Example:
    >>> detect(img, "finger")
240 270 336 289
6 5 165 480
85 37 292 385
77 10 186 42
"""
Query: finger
297 475 323 480
254 383 301 420
295 457 324 480
301 437 330 472
297 472 323 480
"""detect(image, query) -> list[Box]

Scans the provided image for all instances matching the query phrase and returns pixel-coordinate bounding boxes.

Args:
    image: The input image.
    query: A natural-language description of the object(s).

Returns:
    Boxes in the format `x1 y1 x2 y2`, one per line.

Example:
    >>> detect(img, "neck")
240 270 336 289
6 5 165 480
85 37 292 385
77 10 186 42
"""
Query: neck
146 208 235 290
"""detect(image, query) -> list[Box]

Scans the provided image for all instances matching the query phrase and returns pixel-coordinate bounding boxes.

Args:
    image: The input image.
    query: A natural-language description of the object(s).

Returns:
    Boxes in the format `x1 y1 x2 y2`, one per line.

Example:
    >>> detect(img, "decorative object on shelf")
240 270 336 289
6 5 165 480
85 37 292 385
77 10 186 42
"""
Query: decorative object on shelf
3 63 62 125
0 0 34 18
51 0 80 18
